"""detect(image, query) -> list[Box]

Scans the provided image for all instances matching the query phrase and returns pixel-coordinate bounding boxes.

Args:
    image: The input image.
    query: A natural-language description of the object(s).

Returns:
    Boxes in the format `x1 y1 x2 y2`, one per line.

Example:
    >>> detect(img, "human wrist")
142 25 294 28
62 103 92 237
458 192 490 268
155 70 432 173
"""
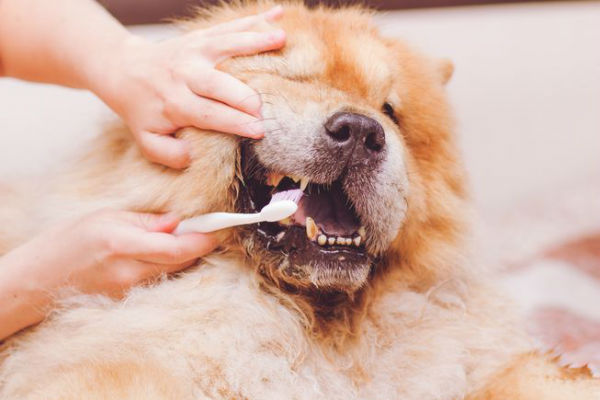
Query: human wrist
0 255 50 340
86 32 148 115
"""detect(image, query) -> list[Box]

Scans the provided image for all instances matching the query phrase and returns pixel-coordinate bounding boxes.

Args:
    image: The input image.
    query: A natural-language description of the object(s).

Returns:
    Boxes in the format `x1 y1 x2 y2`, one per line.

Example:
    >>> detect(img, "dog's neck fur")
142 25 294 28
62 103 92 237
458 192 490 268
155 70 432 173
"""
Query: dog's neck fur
259 275 370 346
246 246 387 346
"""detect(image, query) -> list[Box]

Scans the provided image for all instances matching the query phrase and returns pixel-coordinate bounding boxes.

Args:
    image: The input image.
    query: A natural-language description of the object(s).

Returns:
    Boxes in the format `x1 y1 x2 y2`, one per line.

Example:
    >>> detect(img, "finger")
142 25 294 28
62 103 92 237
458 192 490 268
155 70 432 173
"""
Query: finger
263 5 284 21
114 259 192 289
148 213 180 233
138 259 197 281
186 68 261 117
126 232 219 264
150 258 198 276
179 92 265 138
123 212 180 233
138 132 191 169
206 30 286 64
203 15 266 37
203 6 284 37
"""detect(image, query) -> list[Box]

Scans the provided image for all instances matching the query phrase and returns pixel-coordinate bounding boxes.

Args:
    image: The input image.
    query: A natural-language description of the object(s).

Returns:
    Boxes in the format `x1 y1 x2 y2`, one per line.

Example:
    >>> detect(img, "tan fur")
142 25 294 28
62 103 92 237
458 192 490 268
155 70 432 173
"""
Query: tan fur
1 2 598 399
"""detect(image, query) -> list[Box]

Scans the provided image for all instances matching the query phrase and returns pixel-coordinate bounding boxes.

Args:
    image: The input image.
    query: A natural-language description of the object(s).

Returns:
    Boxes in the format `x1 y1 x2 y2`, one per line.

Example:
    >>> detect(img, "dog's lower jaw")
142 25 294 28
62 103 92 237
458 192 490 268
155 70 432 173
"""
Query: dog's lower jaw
249 245 374 294
306 261 372 293
251 249 372 294
242 238 374 340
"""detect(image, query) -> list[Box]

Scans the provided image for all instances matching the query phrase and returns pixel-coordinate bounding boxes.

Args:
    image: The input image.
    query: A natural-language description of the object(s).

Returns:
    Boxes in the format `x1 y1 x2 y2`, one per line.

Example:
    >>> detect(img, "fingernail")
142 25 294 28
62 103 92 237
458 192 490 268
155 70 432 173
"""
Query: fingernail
239 94 262 118
250 127 265 138
152 212 180 233
264 5 284 20
267 29 286 43
178 140 192 168
253 99 264 119
247 121 265 138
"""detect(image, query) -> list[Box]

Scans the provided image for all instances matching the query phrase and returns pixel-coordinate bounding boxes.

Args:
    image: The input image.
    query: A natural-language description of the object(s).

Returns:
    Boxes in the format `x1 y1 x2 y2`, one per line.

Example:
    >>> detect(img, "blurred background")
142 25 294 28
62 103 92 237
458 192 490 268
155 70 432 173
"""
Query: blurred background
0 0 599 372
96 0 555 24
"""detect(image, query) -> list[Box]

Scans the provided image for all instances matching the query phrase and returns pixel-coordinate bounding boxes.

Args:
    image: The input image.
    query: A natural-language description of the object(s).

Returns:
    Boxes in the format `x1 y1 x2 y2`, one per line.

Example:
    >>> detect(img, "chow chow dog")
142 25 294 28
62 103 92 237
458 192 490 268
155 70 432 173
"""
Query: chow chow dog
0 2 598 399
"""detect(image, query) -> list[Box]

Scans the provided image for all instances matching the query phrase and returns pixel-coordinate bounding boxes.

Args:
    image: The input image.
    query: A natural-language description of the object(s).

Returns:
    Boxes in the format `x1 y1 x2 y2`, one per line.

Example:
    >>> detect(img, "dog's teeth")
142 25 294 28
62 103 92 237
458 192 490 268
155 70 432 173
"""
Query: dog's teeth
328 237 336 245
317 234 327 246
300 177 309 191
358 226 366 238
289 175 301 183
305 217 318 240
279 217 292 226
345 238 352 246
353 236 362 247
267 173 284 187
336 236 345 245
275 231 285 242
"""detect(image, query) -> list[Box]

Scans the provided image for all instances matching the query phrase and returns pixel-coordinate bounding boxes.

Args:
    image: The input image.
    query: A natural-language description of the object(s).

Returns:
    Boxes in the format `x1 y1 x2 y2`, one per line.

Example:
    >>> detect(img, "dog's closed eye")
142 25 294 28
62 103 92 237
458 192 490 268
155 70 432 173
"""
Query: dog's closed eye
382 102 399 125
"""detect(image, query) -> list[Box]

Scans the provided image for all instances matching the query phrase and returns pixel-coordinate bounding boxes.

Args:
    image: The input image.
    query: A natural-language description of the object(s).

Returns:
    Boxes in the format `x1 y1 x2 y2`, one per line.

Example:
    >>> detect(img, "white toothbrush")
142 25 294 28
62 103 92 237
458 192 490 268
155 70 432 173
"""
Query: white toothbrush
173 200 298 235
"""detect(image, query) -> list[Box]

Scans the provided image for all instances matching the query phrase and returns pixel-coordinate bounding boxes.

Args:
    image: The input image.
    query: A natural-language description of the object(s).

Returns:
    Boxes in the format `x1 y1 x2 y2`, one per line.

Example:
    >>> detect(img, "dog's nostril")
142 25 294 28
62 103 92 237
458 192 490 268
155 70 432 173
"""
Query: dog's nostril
327 124 351 142
365 129 385 152
324 112 386 156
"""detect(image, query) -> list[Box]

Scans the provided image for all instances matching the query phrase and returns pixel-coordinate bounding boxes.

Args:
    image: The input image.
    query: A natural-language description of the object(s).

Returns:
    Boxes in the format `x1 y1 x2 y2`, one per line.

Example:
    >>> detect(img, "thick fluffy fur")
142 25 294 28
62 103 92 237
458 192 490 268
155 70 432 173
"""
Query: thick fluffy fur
1 2 599 399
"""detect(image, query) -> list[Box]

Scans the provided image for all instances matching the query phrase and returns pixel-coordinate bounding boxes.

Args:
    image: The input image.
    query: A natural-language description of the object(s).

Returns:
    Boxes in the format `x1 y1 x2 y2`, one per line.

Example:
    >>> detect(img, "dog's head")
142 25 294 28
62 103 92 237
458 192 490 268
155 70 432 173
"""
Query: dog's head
174 3 466 294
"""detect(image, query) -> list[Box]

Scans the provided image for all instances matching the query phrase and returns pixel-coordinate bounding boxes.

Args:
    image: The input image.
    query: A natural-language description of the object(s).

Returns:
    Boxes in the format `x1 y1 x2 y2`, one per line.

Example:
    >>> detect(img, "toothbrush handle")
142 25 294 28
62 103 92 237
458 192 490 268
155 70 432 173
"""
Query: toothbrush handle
173 212 260 234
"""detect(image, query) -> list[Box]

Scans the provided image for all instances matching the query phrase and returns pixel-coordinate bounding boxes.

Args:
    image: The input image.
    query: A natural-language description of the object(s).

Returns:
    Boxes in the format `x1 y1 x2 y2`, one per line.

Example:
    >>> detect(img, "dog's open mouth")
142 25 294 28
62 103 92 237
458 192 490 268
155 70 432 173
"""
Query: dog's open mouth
261 173 364 246
240 147 368 265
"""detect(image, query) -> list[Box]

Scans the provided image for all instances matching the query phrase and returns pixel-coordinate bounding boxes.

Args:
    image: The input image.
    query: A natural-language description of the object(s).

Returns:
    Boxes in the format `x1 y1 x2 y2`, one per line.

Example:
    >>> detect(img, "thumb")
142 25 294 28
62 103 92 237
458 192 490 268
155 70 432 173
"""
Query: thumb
131 212 181 233
138 132 191 169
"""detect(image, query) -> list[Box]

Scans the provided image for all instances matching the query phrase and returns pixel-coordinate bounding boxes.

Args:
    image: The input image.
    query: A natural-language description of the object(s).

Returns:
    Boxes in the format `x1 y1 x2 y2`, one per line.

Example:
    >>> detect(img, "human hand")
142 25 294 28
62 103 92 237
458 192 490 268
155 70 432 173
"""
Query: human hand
0 209 216 339
93 6 286 169
3 209 217 298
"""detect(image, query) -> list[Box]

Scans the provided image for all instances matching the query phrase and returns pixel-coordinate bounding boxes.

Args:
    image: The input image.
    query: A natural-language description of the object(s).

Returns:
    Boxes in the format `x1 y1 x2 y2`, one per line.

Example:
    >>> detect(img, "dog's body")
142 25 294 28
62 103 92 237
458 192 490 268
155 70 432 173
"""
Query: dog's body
1 2 598 399
0 254 526 400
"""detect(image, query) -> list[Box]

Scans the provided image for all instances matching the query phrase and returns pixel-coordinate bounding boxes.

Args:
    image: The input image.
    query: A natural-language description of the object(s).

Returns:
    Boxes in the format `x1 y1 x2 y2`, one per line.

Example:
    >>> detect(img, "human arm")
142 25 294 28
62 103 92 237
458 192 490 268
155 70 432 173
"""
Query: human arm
0 210 216 341
0 0 285 168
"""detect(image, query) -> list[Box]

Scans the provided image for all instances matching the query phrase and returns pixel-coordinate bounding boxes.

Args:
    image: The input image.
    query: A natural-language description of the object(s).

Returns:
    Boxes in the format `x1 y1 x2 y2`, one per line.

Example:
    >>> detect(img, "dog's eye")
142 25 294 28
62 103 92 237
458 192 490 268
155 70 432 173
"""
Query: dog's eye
382 102 399 125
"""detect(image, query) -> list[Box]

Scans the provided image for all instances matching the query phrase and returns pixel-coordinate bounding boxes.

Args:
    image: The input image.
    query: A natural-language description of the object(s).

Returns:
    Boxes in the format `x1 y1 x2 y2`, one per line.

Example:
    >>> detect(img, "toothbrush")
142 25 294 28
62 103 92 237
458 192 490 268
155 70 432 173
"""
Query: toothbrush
174 190 303 235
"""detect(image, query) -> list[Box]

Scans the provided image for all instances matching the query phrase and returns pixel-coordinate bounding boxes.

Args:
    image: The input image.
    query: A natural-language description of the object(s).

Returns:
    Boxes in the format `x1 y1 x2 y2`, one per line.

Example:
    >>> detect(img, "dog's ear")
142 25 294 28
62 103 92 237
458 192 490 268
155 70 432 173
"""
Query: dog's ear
437 58 454 85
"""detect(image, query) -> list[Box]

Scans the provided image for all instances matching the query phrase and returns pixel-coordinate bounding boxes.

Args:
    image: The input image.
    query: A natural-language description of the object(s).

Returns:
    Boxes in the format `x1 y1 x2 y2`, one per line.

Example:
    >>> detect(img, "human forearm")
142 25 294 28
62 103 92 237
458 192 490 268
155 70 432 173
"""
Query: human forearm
0 251 49 341
0 0 132 90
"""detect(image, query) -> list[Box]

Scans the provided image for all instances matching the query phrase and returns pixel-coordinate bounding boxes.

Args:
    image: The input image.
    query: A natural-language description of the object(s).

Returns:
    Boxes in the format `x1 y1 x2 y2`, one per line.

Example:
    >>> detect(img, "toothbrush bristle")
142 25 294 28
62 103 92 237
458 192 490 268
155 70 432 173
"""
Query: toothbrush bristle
270 189 303 204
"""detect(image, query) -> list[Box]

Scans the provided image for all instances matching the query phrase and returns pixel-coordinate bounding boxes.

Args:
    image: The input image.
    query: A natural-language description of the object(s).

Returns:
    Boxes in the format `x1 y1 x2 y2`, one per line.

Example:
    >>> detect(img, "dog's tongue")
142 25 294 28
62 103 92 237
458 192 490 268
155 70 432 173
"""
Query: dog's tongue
270 187 359 236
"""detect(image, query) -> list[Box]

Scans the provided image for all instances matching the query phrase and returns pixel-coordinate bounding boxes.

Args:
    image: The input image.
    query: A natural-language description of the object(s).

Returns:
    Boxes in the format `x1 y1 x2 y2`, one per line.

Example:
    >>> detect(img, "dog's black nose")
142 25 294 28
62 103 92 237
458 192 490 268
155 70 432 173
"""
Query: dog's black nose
324 112 385 154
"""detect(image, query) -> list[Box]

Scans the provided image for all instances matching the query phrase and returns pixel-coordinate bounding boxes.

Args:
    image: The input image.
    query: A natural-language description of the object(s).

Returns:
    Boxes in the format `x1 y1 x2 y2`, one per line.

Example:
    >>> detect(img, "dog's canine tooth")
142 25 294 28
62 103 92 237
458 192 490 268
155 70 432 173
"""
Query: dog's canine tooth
300 177 309 191
353 236 362 247
305 217 318 240
289 175 301 183
317 234 327 246
336 236 345 245
266 172 284 187
358 226 366 238
279 217 292 226
275 231 285 242
328 237 336 245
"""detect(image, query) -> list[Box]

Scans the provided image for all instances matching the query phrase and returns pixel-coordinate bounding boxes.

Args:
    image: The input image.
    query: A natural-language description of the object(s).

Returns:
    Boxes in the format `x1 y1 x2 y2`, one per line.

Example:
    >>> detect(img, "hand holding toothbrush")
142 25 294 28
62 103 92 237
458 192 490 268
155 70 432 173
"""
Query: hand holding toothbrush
0 210 216 341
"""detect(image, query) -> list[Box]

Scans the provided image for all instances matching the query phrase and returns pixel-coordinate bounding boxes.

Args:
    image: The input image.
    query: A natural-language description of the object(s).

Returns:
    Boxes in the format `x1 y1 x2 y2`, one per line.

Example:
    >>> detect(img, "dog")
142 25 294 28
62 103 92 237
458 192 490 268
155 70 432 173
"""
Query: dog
1 2 598 399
